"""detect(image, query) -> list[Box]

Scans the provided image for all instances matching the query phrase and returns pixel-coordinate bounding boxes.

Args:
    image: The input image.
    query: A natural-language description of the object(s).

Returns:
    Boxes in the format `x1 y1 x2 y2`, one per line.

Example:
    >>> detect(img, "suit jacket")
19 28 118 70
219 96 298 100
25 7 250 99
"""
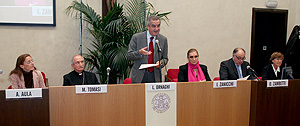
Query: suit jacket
219 58 253 80
178 63 211 82
10 70 45 89
262 64 282 80
63 70 99 86
127 31 168 83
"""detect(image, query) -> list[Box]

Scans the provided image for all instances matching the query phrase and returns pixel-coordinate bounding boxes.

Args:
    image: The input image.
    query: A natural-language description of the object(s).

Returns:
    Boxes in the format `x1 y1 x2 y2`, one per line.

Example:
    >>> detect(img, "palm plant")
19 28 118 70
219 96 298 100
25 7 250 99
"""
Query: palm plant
66 0 171 84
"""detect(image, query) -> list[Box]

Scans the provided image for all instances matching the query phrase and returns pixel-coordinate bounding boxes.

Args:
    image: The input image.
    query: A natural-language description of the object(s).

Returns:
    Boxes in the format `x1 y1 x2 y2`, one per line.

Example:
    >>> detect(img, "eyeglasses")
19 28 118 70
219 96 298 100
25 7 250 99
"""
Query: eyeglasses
189 55 199 59
234 54 246 60
274 58 283 61
25 60 34 65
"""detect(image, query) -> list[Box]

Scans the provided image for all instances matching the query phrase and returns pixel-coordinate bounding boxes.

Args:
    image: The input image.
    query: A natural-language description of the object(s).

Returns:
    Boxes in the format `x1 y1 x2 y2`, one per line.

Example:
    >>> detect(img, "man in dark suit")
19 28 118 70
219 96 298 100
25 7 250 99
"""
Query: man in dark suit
219 48 253 80
127 15 168 83
63 55 99 86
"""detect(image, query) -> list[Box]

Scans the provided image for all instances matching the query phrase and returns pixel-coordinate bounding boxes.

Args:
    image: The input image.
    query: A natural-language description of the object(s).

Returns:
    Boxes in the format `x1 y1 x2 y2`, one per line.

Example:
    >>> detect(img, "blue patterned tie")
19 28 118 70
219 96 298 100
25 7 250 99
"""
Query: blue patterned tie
237 65 243 78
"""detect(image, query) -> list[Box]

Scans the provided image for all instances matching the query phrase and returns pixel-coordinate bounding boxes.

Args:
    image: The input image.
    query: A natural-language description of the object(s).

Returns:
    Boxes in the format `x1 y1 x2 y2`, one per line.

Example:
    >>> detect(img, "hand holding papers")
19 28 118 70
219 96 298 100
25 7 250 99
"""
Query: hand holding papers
139 64 159 69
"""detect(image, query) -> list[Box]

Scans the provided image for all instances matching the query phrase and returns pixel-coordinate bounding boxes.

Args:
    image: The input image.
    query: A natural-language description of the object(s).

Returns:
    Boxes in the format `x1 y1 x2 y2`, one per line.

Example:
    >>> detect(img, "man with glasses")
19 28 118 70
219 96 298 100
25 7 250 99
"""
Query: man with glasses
219 48 253 80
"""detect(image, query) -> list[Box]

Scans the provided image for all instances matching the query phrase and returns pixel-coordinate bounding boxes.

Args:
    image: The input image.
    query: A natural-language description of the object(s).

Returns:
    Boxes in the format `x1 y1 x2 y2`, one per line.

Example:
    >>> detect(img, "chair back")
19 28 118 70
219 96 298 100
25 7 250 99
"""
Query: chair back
123 78 131 84
166 69 179 82
41 72 48 87
213 77 220 81
257 77 262 81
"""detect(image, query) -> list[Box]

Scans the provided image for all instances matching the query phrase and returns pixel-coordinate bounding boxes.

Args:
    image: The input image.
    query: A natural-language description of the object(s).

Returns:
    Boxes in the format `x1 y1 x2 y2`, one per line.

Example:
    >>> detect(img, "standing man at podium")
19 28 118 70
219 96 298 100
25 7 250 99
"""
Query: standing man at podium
219 48 253 80
128 15 168 83
63 55 99 86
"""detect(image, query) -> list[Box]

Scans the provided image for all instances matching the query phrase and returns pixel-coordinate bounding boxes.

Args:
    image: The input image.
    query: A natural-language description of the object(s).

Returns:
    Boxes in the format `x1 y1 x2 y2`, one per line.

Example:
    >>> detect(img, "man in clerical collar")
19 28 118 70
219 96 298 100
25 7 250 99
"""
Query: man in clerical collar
63 55 99 86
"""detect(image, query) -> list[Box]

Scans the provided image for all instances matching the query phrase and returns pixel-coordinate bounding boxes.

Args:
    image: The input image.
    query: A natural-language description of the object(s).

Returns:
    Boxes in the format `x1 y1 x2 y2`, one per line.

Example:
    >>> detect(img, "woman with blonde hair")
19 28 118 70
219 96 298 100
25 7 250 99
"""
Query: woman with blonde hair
178 48 211 82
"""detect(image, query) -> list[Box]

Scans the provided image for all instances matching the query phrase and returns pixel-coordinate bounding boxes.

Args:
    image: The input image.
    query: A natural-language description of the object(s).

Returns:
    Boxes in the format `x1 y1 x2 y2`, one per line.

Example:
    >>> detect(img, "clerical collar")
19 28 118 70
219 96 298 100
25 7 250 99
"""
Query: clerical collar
75 70 84 76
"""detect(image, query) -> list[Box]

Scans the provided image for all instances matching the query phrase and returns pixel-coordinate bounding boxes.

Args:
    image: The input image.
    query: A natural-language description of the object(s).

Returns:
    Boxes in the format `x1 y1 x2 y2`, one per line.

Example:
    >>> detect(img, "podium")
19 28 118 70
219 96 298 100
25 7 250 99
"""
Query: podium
250 80 300 126
0 89 49 126
177 81 251 125
0 80 299 126
49 85 145 126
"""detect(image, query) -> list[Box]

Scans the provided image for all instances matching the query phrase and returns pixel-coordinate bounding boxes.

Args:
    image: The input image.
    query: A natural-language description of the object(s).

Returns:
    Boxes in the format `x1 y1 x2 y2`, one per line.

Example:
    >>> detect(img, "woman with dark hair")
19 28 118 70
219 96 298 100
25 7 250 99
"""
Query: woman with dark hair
262 52 284 80
178 48 211 82
10 54 45 89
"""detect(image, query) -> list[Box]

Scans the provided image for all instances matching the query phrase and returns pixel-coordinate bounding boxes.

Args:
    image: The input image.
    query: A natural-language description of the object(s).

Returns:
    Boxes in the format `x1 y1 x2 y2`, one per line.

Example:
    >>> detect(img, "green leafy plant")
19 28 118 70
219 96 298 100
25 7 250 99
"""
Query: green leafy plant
66 0 171 84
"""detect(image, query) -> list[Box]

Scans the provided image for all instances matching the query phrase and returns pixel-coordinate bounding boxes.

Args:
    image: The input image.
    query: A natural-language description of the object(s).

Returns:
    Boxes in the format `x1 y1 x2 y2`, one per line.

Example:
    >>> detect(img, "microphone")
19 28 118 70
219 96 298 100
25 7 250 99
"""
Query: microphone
106 67 111 84
246 66 255 72
0 70 2 74
155 40 162 52
247 66 261 81
106 67 111 76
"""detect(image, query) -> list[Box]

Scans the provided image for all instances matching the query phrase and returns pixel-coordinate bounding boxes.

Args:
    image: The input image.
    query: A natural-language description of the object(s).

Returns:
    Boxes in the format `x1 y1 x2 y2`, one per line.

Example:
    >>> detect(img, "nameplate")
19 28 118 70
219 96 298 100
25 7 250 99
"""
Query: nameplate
267 80 288 88
76 85 107 94
5 88 42 99
213 80 237 88
147 82 176 91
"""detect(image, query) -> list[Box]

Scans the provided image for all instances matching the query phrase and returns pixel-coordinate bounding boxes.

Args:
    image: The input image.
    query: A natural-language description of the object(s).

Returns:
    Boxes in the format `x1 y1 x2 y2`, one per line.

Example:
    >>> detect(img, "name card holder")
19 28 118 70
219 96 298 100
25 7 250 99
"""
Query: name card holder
5 88 43 99
76 85 107 94
213 80 237 88
267 80 288 88
147 82 176 91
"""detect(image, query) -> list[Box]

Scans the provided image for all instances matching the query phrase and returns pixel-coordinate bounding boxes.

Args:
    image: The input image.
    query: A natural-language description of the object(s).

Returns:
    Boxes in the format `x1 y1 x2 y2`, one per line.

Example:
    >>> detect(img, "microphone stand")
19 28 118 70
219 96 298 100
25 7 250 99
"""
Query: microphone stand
249 69 261 81
106 67 110 84
253 73 261 81
156 44 162 82
107 72 109 84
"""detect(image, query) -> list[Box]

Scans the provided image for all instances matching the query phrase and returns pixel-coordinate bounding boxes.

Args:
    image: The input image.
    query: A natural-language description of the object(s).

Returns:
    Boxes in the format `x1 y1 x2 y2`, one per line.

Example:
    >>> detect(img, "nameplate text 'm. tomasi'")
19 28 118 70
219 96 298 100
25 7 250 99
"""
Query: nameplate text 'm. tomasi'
5 88 42 99
267 80 288 88
147 82 176 91
76 85 107 94
213 80 237 88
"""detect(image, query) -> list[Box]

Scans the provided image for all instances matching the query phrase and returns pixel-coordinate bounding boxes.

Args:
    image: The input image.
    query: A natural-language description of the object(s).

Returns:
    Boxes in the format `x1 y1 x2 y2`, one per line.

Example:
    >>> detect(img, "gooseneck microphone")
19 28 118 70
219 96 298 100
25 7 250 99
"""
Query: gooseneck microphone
155 40 162 52
106 67 111 84
155 39 163 81
247 66 261 81
247 66 255 72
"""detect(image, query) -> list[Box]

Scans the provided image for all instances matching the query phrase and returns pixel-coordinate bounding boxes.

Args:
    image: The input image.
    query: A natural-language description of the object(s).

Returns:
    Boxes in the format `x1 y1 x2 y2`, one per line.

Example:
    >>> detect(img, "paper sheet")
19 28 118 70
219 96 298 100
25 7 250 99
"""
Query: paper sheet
139 64 158 69
237 75 250 80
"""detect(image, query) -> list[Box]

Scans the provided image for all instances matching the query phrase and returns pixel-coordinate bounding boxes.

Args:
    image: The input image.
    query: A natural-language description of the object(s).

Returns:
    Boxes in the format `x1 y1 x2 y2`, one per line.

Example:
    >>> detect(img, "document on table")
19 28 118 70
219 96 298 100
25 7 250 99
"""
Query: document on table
139 64 158 69
237 75 250 80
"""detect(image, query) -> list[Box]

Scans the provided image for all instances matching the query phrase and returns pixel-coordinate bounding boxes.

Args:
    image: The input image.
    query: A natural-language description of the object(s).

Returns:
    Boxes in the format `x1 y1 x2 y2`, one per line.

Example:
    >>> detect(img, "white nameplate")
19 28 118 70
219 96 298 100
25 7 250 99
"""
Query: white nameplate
267 80 288 88
5 88 42 99
147 82 176 91
76 85 107 94
213 80 237 88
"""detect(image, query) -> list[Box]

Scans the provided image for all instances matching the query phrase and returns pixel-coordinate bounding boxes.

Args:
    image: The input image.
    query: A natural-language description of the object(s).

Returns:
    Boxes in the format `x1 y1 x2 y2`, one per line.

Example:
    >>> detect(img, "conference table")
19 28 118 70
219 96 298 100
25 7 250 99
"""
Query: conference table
0 80 299 126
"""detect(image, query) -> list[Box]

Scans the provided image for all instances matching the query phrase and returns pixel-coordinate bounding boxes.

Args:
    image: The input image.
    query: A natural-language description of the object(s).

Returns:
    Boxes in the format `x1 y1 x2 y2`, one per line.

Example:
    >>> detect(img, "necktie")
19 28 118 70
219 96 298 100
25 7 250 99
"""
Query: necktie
237 65 243 78
148 37 154 72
